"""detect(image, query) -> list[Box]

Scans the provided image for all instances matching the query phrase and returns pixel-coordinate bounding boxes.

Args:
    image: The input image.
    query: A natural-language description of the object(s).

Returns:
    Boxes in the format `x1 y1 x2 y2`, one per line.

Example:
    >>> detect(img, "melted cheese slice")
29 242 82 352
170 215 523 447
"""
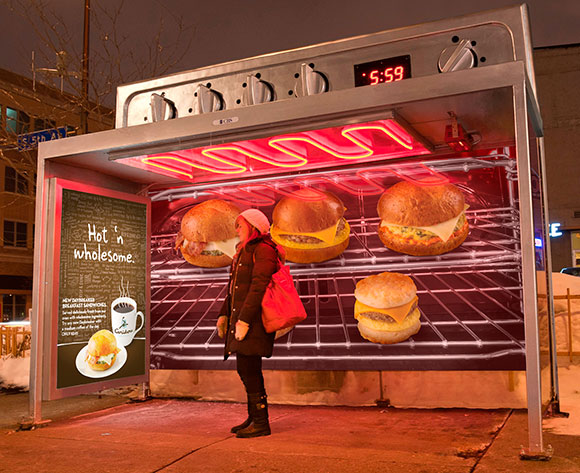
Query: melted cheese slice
98 352 116 365
271 220 340 246
204 236 239 257
380 205 468 242
354 296 418 324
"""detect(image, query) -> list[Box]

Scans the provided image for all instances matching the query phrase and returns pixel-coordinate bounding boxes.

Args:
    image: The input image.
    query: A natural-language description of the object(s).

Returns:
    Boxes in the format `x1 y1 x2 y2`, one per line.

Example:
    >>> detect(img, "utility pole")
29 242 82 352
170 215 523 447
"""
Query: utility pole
80 0 90 135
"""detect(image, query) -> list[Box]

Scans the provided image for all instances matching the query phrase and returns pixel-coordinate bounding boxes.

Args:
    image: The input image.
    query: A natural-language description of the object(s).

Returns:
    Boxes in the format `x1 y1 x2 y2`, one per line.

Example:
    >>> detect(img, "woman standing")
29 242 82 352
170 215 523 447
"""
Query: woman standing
217 208 279 438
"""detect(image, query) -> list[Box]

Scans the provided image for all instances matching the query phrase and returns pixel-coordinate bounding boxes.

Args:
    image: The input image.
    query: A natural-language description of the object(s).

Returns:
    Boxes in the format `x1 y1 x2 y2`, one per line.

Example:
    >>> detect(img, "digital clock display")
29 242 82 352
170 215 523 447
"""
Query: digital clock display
354 55 412 87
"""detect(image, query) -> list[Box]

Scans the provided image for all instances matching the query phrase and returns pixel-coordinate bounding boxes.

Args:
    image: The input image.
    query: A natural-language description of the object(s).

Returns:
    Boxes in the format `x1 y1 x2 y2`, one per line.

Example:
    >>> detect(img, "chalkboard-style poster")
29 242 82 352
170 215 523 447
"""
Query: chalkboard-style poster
55 184 149 390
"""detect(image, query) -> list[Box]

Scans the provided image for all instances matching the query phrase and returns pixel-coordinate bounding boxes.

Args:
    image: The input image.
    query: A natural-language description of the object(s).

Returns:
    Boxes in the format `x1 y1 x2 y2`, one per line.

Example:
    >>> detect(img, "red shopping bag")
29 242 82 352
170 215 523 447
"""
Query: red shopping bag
261 261 307 334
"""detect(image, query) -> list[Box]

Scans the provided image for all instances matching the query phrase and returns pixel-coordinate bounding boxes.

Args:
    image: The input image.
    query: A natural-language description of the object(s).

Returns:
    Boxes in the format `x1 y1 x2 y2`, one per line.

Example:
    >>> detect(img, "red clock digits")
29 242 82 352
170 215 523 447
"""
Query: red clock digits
394 66 404 81
355 56 410 87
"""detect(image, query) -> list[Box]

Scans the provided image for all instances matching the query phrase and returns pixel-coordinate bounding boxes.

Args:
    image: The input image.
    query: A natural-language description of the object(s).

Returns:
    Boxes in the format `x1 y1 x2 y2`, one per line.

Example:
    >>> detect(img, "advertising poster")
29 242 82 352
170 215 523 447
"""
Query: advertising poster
56 187 148 389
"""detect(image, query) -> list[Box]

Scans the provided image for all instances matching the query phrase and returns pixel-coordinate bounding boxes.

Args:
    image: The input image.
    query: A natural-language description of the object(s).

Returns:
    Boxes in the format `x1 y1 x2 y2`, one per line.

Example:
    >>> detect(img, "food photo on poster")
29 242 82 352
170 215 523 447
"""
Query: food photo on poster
56 188 148 389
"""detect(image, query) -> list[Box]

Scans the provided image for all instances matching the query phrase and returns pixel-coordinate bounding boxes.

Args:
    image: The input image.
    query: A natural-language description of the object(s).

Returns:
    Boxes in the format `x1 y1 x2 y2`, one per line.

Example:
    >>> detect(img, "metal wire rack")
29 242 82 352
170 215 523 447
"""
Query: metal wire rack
152 207 521 278
149 207 525 370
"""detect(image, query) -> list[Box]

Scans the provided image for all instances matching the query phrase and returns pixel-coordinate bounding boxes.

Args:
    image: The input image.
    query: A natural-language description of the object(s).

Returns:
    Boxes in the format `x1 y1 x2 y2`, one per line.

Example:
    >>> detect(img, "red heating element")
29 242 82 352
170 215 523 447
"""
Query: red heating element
118 118 432 184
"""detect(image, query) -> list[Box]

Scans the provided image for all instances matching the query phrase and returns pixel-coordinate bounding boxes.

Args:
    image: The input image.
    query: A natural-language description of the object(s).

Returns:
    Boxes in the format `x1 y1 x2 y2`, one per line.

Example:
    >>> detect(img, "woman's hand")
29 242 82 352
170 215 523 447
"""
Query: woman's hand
235 320 250 341
216 316 228 339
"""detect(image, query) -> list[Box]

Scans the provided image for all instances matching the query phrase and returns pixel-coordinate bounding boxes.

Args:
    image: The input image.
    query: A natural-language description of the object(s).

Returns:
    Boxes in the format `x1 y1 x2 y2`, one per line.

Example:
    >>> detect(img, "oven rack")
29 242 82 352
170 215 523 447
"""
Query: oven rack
151 206 521 280
149 264 525 371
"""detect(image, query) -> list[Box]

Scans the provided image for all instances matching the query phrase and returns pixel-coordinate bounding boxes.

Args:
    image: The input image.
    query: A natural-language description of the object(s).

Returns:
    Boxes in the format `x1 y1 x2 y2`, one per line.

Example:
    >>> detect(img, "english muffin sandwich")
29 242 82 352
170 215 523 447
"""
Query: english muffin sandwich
354 272 420 344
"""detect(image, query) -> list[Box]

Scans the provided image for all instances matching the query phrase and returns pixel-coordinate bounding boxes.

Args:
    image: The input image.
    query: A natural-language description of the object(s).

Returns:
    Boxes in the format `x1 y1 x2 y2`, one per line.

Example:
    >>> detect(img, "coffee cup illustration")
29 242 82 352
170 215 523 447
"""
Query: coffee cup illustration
111 296 144 347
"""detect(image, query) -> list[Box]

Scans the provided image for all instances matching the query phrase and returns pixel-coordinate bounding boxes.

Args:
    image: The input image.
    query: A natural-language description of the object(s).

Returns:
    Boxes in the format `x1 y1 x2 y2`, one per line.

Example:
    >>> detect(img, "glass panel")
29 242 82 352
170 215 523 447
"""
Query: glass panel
16 174 28 195
16 222 27 247
34 117 56 131
18 111 29 134
34 118 45 131
2 295 13 322
4 167 29 195
14 295 27 321
6 107 17 133
4 166 16 192
529 129 553 408
5 108 30 134
4 220 15 246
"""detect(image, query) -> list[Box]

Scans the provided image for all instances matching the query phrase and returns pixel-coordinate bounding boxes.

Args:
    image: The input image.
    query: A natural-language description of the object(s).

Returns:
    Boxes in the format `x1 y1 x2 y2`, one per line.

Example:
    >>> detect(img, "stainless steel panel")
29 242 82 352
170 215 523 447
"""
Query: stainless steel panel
116 6 535 128
514 79 543 453
40 63 525 190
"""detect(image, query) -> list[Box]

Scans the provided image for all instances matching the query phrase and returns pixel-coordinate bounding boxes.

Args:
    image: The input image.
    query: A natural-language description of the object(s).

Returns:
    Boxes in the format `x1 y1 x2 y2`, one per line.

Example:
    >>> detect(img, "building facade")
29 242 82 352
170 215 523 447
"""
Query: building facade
0 68 113 324
534 44 580 272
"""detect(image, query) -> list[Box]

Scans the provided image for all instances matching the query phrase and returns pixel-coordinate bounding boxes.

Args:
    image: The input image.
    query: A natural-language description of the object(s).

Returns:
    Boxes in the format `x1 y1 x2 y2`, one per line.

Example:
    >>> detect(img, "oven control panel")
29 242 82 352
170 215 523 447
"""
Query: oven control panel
438 38 478 73
117 14 526 128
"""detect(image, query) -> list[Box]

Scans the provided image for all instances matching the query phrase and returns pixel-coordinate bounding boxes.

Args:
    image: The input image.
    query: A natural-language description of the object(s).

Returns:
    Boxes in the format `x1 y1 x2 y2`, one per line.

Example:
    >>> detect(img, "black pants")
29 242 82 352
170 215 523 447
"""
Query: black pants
236 353 265 394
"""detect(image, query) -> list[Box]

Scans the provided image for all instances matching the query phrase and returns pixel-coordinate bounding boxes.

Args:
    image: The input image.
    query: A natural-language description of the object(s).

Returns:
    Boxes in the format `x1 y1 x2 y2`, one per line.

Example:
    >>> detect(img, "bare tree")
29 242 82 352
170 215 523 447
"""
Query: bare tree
0 0 194 212
4 0 194 114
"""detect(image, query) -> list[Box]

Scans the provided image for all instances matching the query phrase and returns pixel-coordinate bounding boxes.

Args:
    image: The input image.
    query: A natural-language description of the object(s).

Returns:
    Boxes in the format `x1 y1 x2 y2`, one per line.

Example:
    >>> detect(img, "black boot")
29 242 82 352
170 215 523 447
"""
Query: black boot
231 394 252 433
236 393 271 438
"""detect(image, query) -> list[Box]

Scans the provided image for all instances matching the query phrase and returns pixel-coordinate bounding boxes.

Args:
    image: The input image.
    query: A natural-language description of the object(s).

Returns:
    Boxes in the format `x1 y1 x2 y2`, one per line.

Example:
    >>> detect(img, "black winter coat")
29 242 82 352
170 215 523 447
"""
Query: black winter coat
219 235 278 359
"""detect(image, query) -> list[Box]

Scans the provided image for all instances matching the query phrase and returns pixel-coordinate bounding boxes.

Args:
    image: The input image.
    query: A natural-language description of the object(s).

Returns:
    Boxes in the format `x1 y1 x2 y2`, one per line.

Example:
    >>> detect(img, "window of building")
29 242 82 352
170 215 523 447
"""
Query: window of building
34 117 56 131
6 107 30 134
4 166 29 194
3 220 27 247
1 294 27 322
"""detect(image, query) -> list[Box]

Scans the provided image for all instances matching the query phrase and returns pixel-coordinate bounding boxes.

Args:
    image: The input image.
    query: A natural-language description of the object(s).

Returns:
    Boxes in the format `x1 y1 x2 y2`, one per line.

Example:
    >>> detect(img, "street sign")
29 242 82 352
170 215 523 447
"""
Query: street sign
17 126 68 151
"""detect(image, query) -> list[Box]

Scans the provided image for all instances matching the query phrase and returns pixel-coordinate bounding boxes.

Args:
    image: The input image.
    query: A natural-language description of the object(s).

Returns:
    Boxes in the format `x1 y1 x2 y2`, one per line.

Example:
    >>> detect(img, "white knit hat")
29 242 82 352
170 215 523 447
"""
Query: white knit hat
239 209 271 234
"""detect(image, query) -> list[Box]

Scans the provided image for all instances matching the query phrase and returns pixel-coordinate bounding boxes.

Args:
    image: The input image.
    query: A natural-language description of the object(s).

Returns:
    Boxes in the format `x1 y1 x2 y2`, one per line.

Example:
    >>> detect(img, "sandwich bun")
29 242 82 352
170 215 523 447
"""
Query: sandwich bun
86 329 119 371
271 191 350 263
282 238 349 264
354 272 421 344
355 271 416 308
177 199 241 268
357 311 421 345
377 181 469 256
183 251 232 268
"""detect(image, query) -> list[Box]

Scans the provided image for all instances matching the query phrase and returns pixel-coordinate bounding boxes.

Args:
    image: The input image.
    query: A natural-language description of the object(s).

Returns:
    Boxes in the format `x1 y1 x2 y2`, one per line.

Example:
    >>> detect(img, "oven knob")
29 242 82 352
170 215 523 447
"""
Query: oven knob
294 63 328 97
149 93 177 122
438 39 477 73
244 74 274 105
194 84 224 114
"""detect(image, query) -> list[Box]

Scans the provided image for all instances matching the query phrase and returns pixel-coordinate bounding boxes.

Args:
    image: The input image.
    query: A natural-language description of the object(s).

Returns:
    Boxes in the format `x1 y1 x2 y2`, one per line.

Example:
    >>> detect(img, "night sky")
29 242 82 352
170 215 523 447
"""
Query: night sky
1 0 579 94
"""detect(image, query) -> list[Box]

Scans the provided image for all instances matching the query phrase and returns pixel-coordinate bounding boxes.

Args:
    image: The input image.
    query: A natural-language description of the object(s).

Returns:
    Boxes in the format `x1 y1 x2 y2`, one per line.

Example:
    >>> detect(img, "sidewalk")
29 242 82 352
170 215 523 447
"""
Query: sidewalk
1 393 578 473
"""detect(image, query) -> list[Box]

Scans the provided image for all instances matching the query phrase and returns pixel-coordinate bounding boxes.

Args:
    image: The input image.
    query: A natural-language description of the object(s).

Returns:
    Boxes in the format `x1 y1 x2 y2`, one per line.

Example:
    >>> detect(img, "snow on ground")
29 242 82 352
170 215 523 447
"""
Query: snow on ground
538 272 580 352
544 363 580 436
0 355 30 390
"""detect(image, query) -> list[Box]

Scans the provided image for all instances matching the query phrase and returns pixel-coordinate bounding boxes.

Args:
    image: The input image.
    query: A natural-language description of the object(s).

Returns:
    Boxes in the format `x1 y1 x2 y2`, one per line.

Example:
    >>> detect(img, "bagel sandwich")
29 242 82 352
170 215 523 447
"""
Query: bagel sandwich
377 181 469 256
175 199 241 267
